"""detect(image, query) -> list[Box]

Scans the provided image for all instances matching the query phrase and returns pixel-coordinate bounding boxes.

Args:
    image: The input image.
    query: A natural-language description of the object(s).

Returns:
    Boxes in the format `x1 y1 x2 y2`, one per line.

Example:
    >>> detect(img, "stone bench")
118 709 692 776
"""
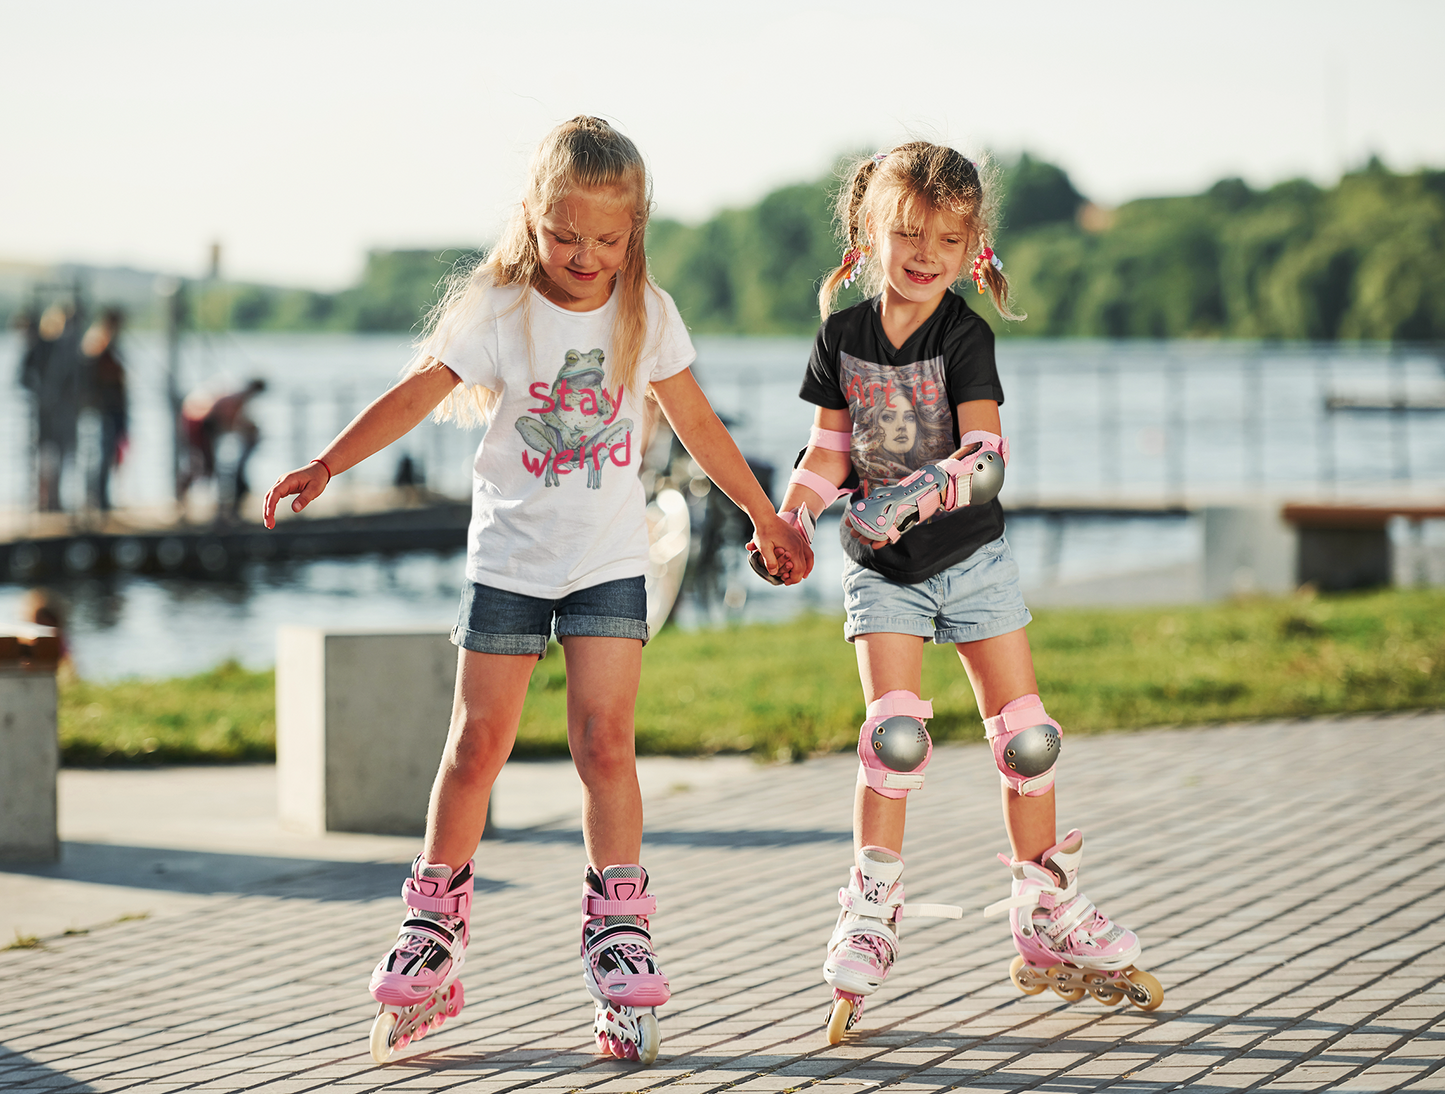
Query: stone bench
0 627 62 862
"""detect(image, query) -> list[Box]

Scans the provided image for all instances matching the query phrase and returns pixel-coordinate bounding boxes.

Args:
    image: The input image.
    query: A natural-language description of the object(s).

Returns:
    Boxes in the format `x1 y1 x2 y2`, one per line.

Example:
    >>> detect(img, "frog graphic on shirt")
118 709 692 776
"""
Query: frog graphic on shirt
517 348 634 488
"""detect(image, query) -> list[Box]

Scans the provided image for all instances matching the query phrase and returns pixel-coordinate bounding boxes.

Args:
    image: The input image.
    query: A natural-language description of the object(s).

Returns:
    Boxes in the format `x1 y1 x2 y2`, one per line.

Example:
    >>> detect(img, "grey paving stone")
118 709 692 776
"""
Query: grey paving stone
4 713 1445 1092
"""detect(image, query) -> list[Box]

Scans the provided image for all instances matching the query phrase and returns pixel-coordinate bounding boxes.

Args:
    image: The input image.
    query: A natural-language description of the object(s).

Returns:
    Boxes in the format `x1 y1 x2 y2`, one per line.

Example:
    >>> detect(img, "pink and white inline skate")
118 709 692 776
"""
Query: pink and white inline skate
367 857 473 1063
823 847 961 1044
582 864 670 1065
985 830 1163 1010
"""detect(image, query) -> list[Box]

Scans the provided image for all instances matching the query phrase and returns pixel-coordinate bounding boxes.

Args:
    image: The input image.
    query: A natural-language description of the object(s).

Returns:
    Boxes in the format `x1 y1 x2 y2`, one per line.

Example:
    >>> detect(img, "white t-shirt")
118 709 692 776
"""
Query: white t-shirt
427 283 695 599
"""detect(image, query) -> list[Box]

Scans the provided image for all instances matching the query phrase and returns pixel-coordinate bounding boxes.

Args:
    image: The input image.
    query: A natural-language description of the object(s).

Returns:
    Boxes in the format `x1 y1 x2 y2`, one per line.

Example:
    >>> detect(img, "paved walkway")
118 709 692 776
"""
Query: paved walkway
4 712 1445 1093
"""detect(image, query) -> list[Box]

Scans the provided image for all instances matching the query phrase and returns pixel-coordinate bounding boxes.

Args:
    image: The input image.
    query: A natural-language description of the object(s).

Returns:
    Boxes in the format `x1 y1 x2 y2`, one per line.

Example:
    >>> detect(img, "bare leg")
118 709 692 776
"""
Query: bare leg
423 647 536 869
853 632 927 856
954 628 1057 863
561 636 644 867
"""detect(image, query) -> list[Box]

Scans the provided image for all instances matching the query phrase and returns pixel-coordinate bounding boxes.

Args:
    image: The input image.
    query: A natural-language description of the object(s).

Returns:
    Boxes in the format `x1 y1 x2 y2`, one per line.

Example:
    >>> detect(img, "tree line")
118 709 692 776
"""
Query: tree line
186 156 1445 341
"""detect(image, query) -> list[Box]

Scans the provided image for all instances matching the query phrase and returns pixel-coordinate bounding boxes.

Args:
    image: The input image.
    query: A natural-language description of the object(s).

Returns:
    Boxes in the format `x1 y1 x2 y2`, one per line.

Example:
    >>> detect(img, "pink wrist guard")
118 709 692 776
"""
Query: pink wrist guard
747 505 815 586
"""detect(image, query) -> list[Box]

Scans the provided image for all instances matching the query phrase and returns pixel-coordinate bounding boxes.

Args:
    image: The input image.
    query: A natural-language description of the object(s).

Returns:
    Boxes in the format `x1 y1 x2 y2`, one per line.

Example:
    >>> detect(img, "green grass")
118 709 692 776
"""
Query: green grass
59 588 1445 766
60 659 275 765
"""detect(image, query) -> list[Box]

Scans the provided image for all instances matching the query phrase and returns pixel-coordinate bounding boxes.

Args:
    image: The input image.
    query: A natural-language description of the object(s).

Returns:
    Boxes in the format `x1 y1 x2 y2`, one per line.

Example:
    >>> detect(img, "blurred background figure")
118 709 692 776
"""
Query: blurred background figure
80 307 129 512
17 303 86 512
178 377 266 520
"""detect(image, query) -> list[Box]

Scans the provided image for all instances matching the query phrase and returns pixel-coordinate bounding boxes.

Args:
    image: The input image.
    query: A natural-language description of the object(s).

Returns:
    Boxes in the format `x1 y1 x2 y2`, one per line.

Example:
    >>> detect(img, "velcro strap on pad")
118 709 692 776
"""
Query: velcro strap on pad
866 690 934 721
808 426 852 451
881 771 925 790
985 698 1052 741
584 893 657 917
788 467 851 504
958 430 1009 466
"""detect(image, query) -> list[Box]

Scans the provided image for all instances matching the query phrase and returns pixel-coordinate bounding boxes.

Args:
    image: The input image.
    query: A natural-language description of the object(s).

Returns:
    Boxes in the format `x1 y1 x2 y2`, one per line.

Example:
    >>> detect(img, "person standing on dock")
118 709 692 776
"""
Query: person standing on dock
262 116 812 1065
17 304 86 513
81 308 129 512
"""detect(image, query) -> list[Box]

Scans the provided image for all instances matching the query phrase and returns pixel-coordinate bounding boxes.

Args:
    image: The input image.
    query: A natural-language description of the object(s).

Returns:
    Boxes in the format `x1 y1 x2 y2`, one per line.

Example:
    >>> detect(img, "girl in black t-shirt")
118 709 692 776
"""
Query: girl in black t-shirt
772 143 1162 1040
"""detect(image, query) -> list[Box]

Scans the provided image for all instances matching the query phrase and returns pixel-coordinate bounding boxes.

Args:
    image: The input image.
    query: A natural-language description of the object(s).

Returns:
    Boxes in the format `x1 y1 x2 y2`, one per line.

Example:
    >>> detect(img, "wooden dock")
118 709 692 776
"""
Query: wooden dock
0 497 471 583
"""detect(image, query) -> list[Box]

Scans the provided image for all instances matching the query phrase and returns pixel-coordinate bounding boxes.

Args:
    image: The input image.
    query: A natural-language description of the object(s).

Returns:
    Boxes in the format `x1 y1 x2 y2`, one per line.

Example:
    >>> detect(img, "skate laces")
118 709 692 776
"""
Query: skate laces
593 936 660 975
841 928 896 969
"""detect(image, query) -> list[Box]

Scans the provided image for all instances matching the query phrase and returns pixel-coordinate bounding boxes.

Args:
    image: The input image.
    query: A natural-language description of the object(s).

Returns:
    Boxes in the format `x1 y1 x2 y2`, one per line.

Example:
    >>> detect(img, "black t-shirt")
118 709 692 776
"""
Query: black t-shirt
799 290 1006 584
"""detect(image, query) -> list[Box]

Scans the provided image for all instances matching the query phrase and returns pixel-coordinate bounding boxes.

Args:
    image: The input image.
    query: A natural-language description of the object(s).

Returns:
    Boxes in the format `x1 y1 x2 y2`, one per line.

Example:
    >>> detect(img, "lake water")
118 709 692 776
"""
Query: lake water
3 331 1443 679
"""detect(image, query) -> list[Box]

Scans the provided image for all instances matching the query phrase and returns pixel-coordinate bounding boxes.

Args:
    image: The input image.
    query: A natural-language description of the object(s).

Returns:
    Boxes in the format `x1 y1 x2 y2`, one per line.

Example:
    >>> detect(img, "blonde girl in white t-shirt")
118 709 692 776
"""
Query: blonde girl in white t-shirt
263 116 812 1066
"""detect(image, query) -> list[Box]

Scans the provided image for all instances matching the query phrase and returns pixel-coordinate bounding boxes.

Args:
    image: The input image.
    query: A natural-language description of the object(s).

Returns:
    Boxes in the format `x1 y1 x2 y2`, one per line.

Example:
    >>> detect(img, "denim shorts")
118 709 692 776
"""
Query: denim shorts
451 576 649 656
842 534 1032 644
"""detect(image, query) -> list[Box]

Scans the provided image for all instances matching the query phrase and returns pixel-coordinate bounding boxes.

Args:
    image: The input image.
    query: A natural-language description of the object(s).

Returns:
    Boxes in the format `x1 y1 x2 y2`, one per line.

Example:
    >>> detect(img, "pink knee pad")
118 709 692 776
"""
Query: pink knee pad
984 694 1061 797
858 690 934 799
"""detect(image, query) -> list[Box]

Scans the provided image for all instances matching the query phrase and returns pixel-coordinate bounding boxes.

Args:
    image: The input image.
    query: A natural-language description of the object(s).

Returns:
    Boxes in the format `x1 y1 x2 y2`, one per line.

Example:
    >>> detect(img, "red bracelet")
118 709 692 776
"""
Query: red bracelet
310 457 334 482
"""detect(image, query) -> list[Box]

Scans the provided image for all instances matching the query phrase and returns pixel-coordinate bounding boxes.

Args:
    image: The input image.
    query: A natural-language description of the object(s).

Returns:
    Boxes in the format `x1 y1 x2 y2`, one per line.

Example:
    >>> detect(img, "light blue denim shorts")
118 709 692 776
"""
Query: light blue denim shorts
842 534 1032 644
452 576 649 657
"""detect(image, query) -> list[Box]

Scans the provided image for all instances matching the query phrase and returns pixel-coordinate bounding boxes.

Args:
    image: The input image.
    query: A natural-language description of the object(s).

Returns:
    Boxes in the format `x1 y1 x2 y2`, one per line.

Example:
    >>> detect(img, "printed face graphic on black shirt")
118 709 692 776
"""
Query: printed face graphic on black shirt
839 351 954 489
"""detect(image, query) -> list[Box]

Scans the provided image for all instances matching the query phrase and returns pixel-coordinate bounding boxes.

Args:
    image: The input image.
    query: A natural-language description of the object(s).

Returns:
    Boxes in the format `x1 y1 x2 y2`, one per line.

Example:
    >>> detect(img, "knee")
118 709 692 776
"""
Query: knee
858 690 934 799
441 709 513 787
569 711 636 786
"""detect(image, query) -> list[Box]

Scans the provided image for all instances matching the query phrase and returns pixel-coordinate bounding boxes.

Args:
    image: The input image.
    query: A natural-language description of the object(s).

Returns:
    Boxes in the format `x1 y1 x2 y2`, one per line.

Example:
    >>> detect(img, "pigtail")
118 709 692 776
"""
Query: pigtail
818 155 883 320
973 237 1024 322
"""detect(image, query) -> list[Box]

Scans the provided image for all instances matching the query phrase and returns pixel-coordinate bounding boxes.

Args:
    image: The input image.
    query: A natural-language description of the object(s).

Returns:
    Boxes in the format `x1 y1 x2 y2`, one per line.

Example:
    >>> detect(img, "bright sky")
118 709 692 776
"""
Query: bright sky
3 0 1441 289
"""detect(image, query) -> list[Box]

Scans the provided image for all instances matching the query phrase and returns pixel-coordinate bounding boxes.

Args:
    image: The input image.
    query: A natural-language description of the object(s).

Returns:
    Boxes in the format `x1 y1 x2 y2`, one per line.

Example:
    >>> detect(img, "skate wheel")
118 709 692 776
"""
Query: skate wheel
1087 982 1125 1005
1044 965 1085 1001
826 997 853 1045
369 1010 397 1064
446 981 465 1018
637 1011 660 1066
1008 955 1047 996
1125 968 1164 1012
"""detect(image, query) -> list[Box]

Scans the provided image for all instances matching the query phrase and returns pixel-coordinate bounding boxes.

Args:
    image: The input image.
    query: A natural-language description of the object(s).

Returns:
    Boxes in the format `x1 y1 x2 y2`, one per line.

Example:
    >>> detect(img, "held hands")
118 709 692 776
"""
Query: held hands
262 460 331 529
746 507 815 586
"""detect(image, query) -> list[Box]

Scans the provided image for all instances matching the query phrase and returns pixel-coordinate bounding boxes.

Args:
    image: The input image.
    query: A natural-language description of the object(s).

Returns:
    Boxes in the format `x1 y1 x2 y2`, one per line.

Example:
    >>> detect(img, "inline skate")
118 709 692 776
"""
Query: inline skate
823 847 961 1043
582 864 669 1064
368 857 473 1062
985 830 1162 1010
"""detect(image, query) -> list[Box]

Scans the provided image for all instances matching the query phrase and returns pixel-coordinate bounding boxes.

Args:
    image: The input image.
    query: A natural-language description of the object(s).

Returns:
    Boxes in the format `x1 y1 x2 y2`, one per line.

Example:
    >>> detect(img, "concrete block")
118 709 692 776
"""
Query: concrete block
0 666 59 862
277 628 457 836
1202 506 1298 599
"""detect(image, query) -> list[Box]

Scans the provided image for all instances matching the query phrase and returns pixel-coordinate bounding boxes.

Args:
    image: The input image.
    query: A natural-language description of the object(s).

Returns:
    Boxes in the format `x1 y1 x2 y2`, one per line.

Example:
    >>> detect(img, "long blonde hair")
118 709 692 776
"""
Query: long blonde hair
415 116 659 427
818 142 1022 322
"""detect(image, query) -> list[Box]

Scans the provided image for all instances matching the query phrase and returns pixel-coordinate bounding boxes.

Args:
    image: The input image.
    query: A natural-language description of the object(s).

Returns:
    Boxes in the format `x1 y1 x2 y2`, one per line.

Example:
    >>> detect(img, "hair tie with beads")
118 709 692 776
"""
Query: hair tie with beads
972 247 1003 294
841 240 871 288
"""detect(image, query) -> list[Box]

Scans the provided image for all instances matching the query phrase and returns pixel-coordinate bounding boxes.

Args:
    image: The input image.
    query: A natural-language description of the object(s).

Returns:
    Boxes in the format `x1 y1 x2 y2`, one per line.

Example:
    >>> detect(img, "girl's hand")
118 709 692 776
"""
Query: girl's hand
263 461 330 529
747 511 814 585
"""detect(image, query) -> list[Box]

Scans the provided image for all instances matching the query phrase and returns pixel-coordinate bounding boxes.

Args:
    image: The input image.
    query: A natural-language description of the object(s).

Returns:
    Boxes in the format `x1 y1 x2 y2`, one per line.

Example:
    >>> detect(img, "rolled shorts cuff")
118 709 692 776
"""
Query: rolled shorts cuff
554 614 649 643
933 607 1033 645
844 614 936 642
450 625 547 657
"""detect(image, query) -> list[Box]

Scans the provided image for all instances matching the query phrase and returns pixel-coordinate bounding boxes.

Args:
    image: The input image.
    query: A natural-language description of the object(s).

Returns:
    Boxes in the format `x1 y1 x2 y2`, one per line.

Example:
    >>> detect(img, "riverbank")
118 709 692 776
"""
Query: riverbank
58 587 1445 765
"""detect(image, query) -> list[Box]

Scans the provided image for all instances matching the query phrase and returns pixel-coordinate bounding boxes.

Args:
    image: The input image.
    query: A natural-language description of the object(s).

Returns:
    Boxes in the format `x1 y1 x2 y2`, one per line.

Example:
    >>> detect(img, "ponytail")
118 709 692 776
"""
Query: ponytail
818 156 882 320
972 242 1023 322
